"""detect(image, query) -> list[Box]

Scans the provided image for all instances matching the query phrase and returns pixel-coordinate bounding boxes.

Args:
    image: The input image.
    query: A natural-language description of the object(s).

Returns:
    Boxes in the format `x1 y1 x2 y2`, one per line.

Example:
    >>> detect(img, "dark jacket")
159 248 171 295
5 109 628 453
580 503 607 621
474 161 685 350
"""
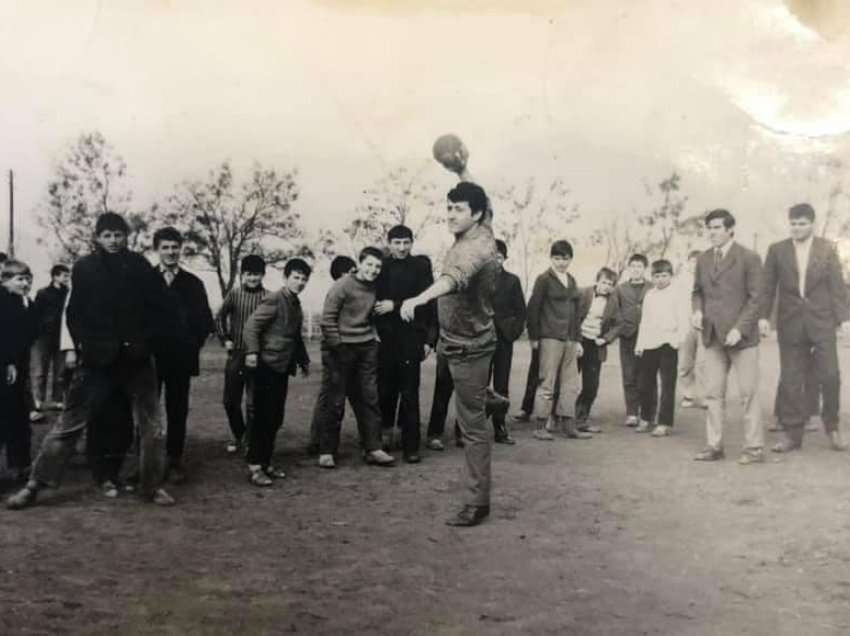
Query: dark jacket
692 241 762 349
613 280 649 339
760 237 849 344
526 268 581 342
0 288 32 368
155 268 214 377
492 268 526 343
576 287 620 362
375 254 438 360
67 249 174 368
243 287 309 375
32 283 68 343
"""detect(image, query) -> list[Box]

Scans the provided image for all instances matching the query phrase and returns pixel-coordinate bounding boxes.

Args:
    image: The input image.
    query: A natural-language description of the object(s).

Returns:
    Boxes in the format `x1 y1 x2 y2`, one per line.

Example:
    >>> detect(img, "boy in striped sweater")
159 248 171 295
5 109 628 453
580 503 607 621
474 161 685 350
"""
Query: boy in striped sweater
215 255 268 454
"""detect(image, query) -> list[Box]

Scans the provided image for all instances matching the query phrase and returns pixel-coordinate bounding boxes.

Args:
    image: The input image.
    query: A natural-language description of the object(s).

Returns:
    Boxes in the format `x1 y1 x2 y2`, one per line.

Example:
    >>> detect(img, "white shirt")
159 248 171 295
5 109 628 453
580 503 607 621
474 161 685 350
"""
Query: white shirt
636 284 689 352
59 291 73 352
793 234 813 297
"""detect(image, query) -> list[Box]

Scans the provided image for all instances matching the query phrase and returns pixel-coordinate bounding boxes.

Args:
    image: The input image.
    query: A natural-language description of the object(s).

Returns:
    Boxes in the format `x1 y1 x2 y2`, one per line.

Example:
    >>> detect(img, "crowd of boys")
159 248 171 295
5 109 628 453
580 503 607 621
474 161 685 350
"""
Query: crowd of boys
1 193 847 527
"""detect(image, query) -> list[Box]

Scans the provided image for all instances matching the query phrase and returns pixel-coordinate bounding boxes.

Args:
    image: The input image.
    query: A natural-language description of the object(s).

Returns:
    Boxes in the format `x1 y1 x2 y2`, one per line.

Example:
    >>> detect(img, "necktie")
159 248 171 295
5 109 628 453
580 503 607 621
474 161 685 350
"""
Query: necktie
164 269 175 286
713 248 722 272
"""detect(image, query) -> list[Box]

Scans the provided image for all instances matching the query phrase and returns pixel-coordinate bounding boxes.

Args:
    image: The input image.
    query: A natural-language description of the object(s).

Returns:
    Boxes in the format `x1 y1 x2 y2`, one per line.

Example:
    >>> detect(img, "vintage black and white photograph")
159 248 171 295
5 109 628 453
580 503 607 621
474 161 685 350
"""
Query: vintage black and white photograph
2 1 850 633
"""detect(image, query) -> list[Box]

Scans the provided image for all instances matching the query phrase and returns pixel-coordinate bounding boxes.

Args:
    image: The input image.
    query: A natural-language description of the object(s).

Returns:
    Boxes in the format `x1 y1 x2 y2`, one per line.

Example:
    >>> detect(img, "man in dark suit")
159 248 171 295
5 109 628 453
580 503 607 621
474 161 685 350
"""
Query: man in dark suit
7 212 175 509
692 209 764 465
489 239 526 444
759 203 849 453
153 227 214 482
374 225 437 463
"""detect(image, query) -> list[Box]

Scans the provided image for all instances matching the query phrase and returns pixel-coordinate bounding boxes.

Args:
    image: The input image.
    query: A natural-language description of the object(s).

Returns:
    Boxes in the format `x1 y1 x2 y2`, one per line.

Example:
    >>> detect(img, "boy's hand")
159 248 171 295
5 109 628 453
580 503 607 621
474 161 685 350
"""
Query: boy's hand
423 344 433 360
691 311 703 330
724 328 742 347
594 338 606 346
530 340 539 350
65 350 78 369
758 319 771 337
225 340 234 352
373 300 394 316
575 342 584 358
245 353 258 369
6 364 16 385
635 348 643 357
300 363 310 378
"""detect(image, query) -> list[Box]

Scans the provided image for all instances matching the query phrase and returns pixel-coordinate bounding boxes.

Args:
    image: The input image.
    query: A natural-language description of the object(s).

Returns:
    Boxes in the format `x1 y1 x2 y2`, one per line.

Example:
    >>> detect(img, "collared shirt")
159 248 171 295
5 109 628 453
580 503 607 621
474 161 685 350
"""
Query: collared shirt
793 234 814 297
159 264 180 287
437 222 499 353
552 268 571 289
712 239 733 267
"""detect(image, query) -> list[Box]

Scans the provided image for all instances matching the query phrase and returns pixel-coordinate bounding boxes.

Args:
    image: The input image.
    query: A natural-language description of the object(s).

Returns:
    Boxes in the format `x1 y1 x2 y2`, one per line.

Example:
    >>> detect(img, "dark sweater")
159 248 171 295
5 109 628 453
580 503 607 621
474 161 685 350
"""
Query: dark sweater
526 268 581 342
492 268 526 343
321 274 377 347
0 288 32 367
614 279 650 339
32 283 69 342
375 254 438 359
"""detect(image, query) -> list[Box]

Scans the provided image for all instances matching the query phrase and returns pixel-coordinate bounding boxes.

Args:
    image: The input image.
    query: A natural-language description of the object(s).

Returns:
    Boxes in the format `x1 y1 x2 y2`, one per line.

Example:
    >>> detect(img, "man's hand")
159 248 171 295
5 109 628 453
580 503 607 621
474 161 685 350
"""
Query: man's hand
400 296 424 322
300 363 310 378
724 328 742 347
65 350 78 370
530 340 539 350
6 364 16 385
244 353 258 369
635 348 643 357
373 300 394 316
423 344 433 360
691 311 703 331
594 338 606 346
575 342 584 358
758 319 771 338
840 321 850 335
225 340 234 352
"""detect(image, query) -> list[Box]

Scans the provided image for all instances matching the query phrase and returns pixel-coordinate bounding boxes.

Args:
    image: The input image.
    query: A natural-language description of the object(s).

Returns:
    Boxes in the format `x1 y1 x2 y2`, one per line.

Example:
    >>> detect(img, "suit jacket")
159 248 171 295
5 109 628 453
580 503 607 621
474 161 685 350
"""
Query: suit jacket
526 269 581 342
243 287 309 375
375 254 438 360
155 268 214 377
67 249 174 368
32 283 68 343
0 288 32 367
576 287 620 362
759 237 849 344
492 269 526 344
692 241 762 349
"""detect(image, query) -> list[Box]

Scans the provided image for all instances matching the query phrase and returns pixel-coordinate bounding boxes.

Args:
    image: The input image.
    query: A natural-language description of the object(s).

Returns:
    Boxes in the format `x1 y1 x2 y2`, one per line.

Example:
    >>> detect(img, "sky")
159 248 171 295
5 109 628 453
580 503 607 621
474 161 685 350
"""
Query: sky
2 0 850 309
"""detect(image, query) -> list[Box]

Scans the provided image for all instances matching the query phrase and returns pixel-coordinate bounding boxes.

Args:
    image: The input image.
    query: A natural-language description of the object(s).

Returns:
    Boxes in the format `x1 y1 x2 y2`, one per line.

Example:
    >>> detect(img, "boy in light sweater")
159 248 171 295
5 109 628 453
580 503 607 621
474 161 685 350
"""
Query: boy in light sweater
314 247 396 469
635 259 690 437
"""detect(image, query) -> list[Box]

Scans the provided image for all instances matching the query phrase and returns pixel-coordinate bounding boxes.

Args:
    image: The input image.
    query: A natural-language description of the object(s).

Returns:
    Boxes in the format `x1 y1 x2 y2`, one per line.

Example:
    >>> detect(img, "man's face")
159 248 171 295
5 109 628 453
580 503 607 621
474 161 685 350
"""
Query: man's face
627 260 646 281
446 199 482 235
789 216 814 242
285 270 309 295
241 271 263 289
157 239 182 268
357 255 383 282
495 252 506 268
595 277 615 296
53 271 71 288
95 229 127 254
653 271 672 289
706 219 733 248
389 237 413 260
3 274 30 297
551 254 572 274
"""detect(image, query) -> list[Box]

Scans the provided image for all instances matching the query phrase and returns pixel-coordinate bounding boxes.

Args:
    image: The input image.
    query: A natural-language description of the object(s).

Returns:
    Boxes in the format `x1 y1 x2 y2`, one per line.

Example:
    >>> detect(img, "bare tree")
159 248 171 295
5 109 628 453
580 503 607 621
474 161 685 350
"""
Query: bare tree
39 132 147 260
163 161 307 297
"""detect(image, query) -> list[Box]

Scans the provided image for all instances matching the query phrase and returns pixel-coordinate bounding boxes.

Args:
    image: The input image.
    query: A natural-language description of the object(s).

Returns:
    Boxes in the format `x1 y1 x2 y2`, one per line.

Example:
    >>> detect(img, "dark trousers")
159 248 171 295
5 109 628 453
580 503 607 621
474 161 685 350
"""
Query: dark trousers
489 339 513 428
777 338 840 433
315 342 382 455
31 336 66 404
773 357 820 419
619 334 641 417
378 347 422 454
222 351 254 443
426 354 456 439
1 382 31 470
638 344 678 426
158 371 192 461
576 338 603 421
88 390 134 485
30 355 165 498
247 362 290 466
520 346 540 415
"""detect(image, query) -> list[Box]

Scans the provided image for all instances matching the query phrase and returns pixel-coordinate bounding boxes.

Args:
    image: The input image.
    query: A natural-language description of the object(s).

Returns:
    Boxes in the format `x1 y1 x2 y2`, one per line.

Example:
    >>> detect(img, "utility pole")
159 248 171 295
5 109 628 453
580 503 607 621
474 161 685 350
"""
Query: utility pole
8 170 13 257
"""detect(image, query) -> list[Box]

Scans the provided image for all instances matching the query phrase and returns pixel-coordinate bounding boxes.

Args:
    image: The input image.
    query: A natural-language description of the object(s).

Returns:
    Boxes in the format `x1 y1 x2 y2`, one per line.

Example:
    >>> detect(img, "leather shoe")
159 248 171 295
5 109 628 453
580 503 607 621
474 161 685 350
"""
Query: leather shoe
404 454 421 464
6 486 38 510
829 430 847 451
694 447 725 461
494 433 516 445
446 505 490 527
484 389 510 419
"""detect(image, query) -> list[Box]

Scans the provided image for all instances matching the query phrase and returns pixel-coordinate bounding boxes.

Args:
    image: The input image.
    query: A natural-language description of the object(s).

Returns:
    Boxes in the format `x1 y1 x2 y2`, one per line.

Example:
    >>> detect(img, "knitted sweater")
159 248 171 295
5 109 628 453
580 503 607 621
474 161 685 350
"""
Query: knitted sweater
321 274 378 347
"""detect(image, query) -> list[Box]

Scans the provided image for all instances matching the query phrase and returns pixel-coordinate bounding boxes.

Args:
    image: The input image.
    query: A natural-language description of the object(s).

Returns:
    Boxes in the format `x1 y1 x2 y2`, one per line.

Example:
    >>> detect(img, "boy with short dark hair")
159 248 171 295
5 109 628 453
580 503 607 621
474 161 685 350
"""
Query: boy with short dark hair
30 264 70 413
615 254 650 427
635 259 689 436
215 255 268 454
575 267 621 432
314 247 396 468
243 258 312 486
0 260 36 480
527 240 588 440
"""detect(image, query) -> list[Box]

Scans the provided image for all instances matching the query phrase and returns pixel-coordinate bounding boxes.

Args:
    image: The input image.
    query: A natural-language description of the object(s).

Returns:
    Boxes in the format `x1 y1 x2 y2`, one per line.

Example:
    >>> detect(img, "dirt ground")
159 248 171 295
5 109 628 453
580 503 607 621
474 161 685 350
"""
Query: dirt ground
3 339 850 635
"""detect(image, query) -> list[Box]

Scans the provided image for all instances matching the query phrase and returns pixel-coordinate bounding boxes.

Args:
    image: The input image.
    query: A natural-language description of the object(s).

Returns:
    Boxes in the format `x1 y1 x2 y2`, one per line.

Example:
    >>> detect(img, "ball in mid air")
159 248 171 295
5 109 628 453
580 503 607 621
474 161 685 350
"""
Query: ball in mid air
432 133 469 174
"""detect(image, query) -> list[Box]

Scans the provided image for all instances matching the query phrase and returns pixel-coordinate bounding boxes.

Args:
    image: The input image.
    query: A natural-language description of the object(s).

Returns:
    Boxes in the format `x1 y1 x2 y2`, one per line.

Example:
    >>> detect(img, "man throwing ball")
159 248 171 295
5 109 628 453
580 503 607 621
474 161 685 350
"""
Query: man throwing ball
401 181 499 527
